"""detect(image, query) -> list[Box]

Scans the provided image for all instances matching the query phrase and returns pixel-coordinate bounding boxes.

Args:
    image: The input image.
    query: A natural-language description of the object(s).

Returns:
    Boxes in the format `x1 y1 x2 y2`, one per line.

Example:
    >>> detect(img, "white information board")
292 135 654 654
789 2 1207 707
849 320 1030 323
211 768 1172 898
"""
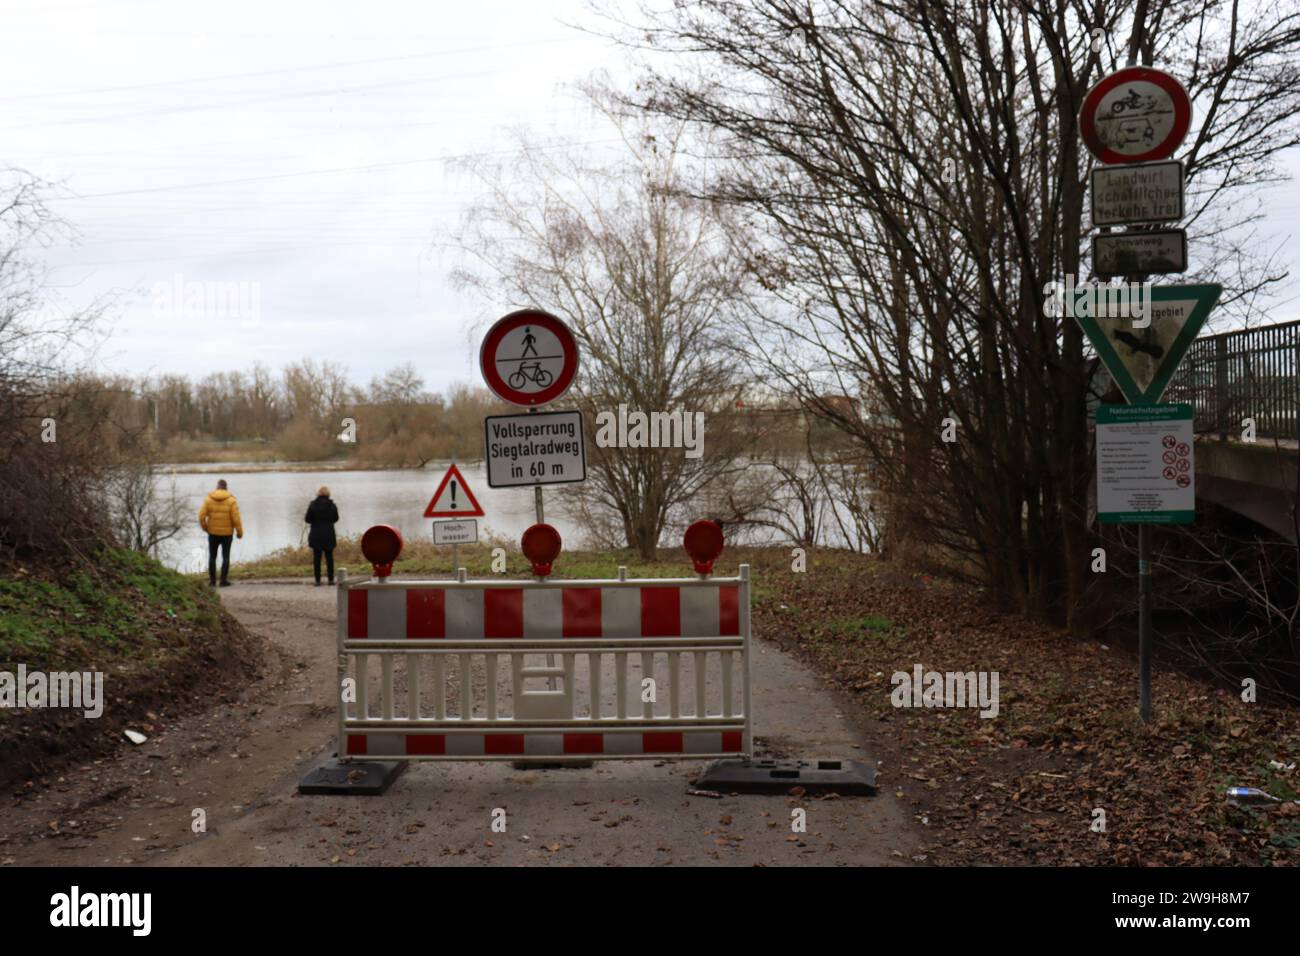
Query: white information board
1096 403 1194 524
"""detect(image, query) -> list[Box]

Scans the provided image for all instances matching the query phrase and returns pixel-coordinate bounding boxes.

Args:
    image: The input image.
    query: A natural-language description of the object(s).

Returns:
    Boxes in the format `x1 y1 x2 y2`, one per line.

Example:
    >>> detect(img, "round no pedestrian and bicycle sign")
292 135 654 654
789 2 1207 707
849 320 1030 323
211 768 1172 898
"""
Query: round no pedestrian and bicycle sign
479 309 579 407
1079 66 1192 165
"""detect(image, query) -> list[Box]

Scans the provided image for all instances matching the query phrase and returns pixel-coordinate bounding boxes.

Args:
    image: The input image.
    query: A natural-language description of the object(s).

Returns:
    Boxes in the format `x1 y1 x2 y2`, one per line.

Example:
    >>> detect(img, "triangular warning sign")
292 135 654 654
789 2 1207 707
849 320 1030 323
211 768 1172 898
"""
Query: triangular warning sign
423 464 484 518
1068 283 1220 404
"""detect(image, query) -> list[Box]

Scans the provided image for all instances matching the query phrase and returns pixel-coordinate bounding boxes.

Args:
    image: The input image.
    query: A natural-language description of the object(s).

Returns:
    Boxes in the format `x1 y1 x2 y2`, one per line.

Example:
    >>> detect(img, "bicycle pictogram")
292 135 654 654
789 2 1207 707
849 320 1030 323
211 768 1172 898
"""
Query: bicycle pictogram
507 361 554 390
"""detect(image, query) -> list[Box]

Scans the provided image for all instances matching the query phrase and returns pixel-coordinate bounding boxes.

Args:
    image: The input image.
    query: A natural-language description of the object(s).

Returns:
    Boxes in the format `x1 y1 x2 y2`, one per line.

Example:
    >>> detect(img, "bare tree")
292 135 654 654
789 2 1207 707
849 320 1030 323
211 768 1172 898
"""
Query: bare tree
107 456 187 558
0 171 113 566
611 0 1300 624
356 364 444 467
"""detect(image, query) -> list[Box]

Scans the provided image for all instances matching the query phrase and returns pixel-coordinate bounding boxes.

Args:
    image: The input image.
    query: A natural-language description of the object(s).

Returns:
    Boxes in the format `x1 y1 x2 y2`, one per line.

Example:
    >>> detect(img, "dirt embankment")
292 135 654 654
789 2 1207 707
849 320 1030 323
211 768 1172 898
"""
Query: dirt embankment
0 551 262 790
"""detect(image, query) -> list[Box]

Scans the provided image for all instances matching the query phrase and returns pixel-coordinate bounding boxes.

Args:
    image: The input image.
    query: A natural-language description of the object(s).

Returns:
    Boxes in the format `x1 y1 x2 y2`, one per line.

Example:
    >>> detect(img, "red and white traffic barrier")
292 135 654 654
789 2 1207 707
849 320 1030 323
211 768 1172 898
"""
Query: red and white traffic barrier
343 582 742 641
333 521 752 764
345 728 745 758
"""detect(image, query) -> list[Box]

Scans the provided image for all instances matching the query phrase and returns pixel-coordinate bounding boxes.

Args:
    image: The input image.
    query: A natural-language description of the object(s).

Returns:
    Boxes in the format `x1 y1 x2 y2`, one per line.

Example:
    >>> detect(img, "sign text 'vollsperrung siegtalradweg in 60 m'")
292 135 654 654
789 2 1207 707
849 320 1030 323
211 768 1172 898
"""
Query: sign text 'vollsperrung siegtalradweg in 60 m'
484 410 586 488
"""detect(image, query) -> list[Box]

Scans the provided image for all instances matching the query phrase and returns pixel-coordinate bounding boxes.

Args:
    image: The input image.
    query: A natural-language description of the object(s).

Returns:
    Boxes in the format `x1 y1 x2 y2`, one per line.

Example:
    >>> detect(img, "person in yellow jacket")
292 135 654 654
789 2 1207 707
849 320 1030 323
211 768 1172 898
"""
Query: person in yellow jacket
198 479 243 587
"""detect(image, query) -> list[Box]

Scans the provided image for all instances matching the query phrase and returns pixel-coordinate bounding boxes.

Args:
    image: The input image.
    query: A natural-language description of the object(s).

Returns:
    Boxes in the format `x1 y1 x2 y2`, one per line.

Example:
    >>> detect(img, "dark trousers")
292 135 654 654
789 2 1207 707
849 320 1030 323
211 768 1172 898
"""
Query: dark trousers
313 548 335 584
208 534 233 583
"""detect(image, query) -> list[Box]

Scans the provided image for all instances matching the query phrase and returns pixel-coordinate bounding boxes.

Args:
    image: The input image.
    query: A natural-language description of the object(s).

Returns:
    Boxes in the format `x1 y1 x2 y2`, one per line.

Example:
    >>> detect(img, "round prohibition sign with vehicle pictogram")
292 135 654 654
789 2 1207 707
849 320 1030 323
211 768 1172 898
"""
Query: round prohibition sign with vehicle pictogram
1079 66 1192 165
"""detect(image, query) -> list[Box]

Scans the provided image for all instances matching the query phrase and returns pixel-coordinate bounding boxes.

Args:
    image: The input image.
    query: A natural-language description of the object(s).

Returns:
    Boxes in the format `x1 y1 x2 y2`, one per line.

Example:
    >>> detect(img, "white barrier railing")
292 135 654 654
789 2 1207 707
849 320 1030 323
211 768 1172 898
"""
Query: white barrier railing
335 565 751 762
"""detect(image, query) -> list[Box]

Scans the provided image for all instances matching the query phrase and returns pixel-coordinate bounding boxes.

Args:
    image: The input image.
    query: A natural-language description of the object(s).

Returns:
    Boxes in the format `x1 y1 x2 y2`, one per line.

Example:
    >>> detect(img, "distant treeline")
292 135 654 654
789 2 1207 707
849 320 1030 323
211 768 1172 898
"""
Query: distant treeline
80 361 511 466
86 360 828 466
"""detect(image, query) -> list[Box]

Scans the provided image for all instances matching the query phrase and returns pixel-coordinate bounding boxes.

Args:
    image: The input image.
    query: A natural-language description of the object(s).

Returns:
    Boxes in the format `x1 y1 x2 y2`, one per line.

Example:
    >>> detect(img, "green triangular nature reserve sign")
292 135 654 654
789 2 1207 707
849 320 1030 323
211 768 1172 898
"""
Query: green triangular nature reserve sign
1063 282 1221 404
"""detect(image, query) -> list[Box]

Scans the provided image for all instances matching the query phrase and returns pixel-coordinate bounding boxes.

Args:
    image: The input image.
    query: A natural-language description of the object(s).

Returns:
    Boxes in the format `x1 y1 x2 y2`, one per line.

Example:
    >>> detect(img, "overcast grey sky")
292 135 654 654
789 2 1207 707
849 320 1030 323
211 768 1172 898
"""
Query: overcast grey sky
4 0 1299 393
3 0 631 391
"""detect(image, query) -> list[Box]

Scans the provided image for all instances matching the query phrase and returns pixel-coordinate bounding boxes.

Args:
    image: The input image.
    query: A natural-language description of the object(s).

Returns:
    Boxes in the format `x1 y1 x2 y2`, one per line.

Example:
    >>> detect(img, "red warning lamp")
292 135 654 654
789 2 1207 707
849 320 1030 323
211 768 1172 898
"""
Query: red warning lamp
684 520 724 575
360 524 403 580
521 523 562 577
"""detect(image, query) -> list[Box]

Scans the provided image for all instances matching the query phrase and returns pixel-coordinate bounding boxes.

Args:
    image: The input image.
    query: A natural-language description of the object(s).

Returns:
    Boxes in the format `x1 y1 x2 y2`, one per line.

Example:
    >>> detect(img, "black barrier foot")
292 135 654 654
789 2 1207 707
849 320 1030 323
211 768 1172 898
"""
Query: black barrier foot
691 758 877 795
510 759 595 771
298 758 407 795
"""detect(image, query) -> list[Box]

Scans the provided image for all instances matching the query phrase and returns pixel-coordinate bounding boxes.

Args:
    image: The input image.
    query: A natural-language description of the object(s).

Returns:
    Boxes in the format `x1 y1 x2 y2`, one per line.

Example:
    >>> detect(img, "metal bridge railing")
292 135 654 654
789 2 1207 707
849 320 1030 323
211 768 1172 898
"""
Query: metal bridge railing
1164 319 1300 442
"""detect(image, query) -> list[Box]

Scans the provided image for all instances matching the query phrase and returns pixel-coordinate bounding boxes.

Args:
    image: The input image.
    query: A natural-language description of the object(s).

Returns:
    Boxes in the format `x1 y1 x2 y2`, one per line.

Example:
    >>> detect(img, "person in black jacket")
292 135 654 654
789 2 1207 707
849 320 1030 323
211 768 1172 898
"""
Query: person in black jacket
305 486 340 586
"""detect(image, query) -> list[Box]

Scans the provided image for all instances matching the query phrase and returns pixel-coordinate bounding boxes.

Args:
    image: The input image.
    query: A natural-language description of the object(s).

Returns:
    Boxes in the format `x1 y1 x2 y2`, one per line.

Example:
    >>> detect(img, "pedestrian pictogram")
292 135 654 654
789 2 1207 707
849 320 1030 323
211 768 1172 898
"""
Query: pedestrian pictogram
423 463 484 518
479 309 579 407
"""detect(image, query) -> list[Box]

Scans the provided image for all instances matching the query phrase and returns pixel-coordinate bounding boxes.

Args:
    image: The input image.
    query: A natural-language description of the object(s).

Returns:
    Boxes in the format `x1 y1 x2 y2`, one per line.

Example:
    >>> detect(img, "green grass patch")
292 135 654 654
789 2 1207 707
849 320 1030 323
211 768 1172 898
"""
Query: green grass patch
825 614 894 635
814 615 900 644
0 548 221 671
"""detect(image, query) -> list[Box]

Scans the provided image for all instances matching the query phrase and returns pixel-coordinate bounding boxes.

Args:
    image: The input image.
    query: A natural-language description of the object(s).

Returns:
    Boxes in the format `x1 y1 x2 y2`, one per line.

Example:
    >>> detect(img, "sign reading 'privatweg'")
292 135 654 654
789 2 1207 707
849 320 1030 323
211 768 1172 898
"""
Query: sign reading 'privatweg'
1096 403 1195 524
484 410 586 488
1092 229 1187 278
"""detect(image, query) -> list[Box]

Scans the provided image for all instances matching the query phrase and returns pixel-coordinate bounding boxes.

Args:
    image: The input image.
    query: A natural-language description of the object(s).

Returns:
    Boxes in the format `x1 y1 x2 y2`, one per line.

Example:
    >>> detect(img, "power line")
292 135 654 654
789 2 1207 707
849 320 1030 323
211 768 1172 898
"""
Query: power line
0 35 586 103
3 66 520 131
46 239 441 267
46 137 621 200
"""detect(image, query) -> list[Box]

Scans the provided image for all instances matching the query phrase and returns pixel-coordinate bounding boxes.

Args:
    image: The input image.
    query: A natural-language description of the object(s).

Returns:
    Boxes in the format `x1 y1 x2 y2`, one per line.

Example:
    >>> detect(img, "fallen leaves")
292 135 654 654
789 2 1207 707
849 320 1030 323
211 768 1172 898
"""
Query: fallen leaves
751 550 1300 867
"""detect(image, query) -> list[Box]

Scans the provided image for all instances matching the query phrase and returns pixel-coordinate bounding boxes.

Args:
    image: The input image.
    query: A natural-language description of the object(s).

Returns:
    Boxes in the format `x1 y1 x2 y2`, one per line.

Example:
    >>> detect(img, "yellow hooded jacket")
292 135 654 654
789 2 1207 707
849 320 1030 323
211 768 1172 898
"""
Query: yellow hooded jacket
199 489 243 538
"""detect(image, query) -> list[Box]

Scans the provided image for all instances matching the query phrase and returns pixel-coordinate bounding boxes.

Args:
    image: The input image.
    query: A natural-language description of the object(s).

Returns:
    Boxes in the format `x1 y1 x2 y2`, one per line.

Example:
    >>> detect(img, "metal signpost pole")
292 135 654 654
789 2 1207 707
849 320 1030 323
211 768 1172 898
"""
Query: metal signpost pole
1138 523 1152 720
1130 260 1153 723
530 409 544 523
451 457 458 578
1128 34 1154 725
527 406 552 683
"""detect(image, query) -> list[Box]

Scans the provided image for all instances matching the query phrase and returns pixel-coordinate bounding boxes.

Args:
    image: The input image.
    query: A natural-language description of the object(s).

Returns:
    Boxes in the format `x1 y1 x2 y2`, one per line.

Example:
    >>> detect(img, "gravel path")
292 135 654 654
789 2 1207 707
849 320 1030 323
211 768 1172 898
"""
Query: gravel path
3 582 921 867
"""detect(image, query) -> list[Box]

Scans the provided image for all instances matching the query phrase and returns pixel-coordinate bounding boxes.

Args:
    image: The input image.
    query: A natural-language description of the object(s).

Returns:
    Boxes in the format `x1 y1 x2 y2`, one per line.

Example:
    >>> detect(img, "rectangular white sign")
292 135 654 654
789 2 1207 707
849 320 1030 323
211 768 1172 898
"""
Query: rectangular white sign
1091 161 1184 226
484 410 587 488
1096 404 1194 524
432 519 477 545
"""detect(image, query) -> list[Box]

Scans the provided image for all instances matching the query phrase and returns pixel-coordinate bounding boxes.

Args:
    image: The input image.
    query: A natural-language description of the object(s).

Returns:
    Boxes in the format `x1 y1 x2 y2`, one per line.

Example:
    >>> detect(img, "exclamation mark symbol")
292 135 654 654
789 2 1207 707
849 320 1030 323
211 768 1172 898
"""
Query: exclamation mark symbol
451 480 458 510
